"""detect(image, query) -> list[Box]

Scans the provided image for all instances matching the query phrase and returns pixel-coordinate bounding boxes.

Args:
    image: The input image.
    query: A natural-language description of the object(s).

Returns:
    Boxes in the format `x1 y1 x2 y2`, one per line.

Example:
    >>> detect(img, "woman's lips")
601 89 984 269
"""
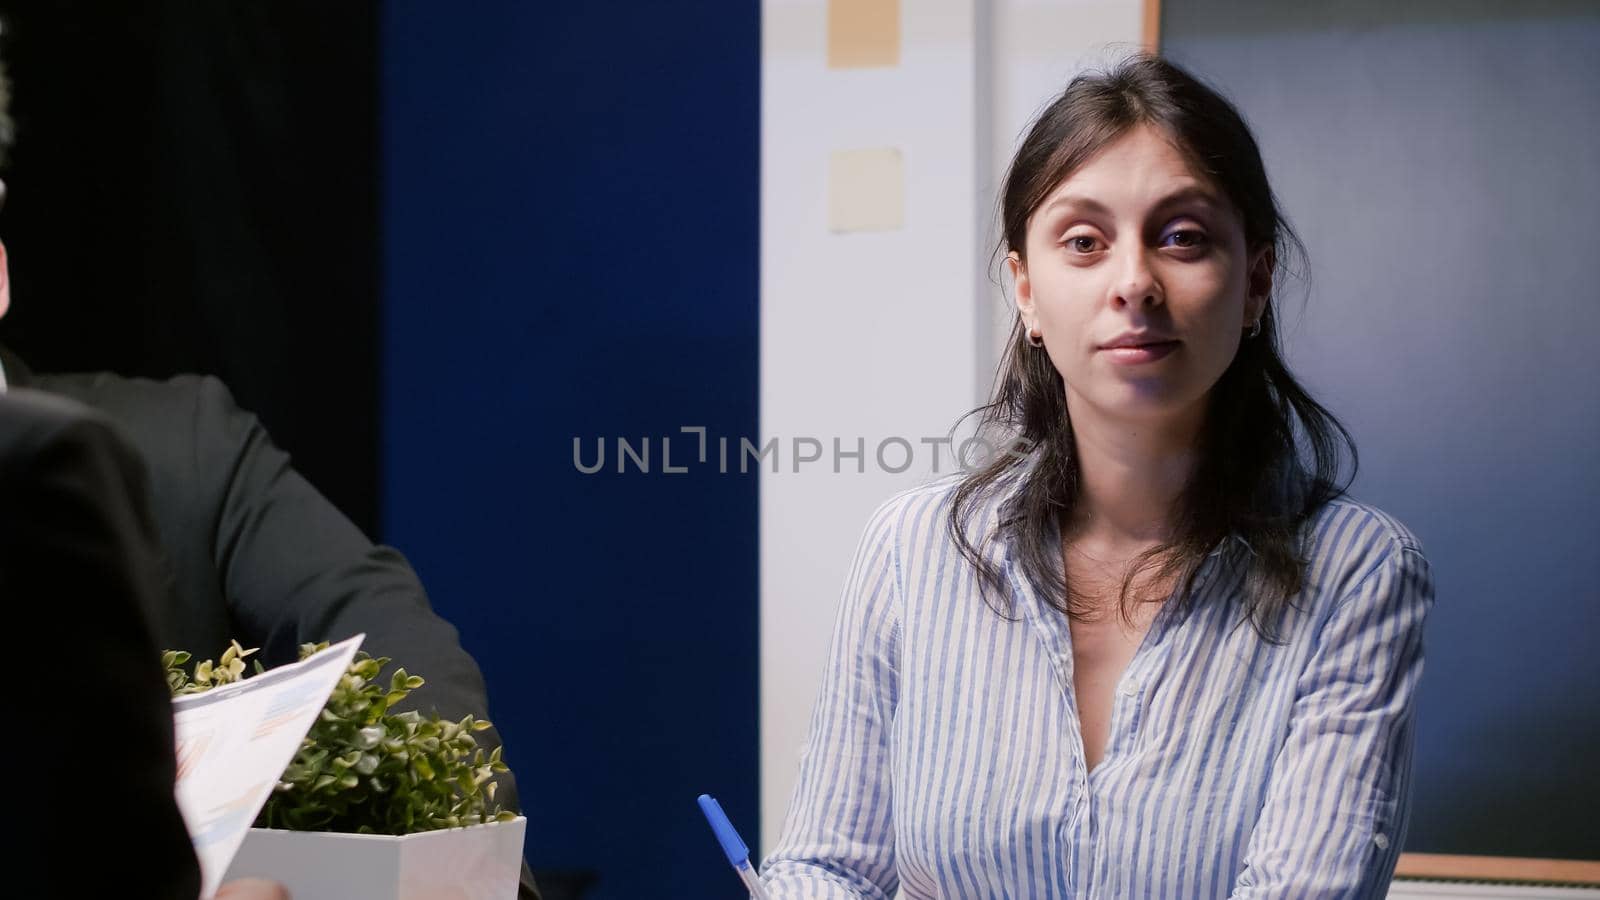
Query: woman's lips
1100 340 1180 364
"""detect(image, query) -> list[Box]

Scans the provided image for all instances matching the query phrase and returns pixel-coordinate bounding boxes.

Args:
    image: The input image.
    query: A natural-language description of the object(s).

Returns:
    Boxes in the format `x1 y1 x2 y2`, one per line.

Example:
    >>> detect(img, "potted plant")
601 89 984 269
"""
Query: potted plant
165 641 527 899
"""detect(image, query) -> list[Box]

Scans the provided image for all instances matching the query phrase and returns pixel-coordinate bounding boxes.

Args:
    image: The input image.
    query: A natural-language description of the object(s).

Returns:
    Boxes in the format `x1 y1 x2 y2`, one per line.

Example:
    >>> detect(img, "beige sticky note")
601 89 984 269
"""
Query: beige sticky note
827 0 900 69
828 148 904 233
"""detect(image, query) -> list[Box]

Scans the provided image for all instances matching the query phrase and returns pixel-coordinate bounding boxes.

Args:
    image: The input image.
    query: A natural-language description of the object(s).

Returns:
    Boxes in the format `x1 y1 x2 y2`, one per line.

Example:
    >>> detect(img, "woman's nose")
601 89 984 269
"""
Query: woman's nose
1110 246 1162 309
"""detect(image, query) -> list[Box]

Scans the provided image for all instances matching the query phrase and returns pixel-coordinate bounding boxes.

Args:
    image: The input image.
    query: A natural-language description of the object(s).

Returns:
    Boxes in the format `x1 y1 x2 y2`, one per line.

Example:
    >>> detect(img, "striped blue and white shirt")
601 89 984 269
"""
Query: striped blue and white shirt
762 469 1434 898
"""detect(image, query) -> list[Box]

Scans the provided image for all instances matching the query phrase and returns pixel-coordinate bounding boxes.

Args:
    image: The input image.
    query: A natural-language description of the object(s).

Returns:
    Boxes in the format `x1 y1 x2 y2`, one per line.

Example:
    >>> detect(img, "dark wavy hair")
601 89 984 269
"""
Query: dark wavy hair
950 53 1355 642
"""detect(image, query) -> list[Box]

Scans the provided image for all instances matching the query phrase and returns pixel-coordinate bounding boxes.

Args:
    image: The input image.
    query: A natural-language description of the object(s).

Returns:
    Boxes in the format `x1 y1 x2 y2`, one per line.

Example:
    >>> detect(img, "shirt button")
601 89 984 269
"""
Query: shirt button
1374 833 1390 850
1118 681 1140 697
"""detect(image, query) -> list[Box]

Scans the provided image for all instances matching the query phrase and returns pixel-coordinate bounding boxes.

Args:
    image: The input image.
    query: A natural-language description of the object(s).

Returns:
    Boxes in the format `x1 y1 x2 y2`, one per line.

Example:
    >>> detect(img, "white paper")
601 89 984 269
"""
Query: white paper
171 634 364 900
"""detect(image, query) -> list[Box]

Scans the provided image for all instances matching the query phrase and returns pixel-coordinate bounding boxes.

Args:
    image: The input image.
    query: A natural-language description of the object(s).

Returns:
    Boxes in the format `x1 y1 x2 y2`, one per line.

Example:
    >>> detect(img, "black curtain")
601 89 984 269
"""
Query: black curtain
0 1 380 533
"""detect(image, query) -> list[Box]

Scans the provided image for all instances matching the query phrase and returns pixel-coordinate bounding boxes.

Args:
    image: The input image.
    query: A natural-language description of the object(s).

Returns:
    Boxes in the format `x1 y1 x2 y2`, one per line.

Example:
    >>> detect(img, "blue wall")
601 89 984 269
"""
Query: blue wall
1164 0 1600 859
381 3 761 895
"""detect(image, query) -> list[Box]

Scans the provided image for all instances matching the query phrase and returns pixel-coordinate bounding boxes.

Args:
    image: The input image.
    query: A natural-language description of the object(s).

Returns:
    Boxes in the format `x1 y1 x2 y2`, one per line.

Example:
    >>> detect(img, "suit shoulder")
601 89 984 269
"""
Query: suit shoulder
35 371 242 427
0 387 150 518
29 373 261 505
0 389 133 462
0 388 103 435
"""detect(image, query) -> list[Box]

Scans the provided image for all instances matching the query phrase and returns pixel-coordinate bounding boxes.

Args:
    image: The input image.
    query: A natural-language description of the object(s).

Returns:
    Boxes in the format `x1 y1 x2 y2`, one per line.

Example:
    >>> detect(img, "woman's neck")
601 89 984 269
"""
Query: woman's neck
1064 391 1204 552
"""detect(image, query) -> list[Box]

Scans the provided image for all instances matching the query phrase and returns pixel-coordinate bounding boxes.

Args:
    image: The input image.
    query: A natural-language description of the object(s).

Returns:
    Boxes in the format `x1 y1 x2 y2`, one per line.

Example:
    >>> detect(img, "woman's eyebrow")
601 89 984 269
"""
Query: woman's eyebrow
1151 185 1224 213
1040 193 1110 218
1039 185 1223 218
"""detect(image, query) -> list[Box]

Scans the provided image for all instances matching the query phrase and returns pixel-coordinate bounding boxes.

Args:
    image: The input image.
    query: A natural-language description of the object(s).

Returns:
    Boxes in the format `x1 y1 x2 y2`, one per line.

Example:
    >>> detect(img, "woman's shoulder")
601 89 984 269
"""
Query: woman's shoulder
1297 495 1430 601
859 473 966 539
863 468 1019 535
851 470 1014 563
1303 495 1425 554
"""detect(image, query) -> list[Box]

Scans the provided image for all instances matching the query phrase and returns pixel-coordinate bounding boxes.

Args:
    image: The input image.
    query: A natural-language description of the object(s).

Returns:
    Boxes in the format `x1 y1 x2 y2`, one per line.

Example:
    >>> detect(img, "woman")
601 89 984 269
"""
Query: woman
762 54 1434 898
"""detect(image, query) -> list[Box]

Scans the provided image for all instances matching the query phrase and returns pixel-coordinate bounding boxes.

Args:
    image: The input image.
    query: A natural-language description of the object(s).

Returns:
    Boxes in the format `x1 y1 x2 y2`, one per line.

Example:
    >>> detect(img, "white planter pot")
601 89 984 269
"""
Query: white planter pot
222 816 527 900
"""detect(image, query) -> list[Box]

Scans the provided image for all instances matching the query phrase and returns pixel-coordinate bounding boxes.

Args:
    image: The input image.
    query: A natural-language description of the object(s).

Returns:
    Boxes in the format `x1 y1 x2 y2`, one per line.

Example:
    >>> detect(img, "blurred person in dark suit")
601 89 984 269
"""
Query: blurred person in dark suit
0 388 287 900
0 344 523 807
0 37 540 899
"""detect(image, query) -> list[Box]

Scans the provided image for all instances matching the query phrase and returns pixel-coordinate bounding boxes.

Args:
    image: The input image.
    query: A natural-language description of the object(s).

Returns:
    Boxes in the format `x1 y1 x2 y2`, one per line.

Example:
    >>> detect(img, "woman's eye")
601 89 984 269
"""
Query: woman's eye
1065 235 1100 253
1162 229 1208 249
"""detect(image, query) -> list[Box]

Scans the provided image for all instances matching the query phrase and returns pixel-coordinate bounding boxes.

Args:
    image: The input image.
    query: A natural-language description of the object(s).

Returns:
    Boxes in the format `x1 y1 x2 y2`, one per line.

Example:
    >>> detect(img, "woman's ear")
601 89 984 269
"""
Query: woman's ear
1007 251 1034 323
1245 243 1274 324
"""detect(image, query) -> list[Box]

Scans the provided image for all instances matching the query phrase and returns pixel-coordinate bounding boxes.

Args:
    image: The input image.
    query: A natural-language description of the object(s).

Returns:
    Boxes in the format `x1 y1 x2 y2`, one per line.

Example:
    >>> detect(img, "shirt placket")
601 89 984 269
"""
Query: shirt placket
1084 551 1221 897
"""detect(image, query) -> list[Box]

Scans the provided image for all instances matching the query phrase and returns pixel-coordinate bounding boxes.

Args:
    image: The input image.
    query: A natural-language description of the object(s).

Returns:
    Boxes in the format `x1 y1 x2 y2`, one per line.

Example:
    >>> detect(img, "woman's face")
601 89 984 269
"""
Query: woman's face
1010 124 1272 432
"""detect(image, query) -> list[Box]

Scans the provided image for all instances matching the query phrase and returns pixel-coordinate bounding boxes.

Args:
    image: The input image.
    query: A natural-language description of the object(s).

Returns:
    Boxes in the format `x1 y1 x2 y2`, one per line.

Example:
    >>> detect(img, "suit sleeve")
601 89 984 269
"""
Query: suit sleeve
1229 543 1434 899
760 501 903 899
0 398 201 899
190 377 524 815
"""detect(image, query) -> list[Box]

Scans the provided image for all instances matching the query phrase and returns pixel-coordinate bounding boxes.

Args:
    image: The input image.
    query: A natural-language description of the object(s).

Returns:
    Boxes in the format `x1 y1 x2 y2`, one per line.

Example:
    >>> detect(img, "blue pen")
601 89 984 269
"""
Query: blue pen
698 793 772 899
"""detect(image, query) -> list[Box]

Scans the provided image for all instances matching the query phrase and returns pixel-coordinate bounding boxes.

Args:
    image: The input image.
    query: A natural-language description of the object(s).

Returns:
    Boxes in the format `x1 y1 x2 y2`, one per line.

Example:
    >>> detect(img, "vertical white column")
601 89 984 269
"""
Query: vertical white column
759 0 1154 855
759 0 981 851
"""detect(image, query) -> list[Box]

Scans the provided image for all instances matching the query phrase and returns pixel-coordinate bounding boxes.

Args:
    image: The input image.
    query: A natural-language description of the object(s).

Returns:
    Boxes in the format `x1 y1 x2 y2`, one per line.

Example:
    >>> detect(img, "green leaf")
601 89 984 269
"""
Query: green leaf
164 637 512 836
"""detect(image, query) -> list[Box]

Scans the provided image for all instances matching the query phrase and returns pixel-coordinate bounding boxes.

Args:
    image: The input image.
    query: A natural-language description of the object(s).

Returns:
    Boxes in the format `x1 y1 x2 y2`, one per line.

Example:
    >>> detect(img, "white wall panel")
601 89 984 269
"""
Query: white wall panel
759 0 1151 852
